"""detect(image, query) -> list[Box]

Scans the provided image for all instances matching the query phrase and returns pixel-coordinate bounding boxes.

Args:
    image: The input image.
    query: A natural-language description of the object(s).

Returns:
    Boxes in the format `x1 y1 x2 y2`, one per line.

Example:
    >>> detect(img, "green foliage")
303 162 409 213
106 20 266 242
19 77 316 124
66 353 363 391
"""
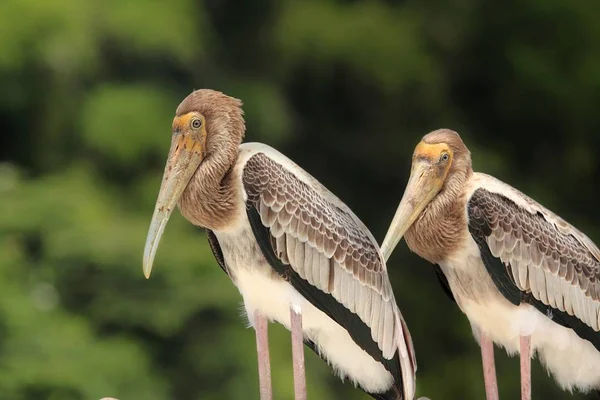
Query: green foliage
100 0 204 62
81 84 176 163
1 0 599 399
277 2 437 90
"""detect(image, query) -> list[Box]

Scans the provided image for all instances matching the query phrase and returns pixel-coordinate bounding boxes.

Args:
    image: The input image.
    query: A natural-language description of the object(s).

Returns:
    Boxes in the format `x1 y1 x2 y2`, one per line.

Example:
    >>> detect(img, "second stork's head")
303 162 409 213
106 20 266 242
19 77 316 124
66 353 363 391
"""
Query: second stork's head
380 129 472 260
143 89 245 278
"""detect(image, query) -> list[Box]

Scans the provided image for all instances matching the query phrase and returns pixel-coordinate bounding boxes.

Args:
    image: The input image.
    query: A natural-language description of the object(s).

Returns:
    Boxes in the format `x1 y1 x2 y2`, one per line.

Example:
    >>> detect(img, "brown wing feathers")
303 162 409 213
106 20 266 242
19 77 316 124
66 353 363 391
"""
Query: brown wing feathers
468 188 600 345
243 153 404 350
242 153 412 375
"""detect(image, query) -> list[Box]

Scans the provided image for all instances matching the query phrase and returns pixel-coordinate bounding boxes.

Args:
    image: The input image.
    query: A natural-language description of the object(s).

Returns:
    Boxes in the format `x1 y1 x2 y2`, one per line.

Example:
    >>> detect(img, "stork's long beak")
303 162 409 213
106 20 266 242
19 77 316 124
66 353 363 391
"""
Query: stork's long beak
143 133 204 278
380 161 443 261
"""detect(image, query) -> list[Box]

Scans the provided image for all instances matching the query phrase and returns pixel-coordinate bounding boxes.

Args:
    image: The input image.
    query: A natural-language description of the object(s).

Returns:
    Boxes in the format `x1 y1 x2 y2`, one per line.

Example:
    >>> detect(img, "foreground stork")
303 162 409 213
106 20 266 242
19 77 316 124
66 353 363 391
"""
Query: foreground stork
143 89 416 400
380 129 600 400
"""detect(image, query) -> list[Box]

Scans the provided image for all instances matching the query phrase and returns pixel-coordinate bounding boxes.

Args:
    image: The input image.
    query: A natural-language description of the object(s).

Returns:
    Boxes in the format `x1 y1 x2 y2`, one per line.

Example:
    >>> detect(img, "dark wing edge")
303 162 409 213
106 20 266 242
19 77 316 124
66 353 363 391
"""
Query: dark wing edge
243 152 416 399
302 339 404 400
206 229 229 275
468 188 600 351
433 264 456 304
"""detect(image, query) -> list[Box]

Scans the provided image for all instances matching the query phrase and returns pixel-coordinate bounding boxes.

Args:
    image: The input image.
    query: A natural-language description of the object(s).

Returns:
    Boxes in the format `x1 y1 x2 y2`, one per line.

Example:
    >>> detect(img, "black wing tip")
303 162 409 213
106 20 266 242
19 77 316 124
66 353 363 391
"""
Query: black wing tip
303 340 406 400
528 297 600 352
206 229 229 275
433 264 456 304
367 385 405 400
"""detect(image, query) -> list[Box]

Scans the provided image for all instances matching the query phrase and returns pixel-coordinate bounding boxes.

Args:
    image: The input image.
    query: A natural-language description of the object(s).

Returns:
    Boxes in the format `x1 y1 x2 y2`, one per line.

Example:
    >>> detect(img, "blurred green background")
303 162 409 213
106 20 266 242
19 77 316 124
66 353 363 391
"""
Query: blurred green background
1 0 599 399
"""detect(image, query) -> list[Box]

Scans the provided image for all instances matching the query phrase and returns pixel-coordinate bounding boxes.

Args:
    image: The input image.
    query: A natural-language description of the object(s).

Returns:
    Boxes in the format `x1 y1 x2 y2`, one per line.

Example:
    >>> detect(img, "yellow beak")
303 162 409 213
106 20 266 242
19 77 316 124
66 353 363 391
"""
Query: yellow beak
143 134 204 279
380 161 444 261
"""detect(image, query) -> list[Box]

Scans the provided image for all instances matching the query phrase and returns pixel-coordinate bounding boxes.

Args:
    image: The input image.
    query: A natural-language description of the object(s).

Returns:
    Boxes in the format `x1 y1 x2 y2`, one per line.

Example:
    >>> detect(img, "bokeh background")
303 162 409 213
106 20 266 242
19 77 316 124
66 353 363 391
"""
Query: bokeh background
1 0 599 399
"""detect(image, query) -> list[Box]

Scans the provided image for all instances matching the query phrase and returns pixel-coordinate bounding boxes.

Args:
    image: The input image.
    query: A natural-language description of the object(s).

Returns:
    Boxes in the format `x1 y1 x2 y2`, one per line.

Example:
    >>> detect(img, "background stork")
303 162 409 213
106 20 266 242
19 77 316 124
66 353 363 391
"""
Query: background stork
380 129 600 400
143 89 417 400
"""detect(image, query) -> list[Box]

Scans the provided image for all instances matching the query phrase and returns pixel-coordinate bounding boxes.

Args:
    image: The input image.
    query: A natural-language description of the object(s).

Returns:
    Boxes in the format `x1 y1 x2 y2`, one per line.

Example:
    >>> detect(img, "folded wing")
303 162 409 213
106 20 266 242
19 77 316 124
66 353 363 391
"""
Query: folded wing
243 151 416 398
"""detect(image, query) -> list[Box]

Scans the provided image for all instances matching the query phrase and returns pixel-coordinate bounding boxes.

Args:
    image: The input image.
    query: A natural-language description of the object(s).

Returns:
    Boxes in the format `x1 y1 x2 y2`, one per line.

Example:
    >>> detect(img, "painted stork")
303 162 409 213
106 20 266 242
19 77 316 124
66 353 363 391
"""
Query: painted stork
142 89 416 400
380 129 600 400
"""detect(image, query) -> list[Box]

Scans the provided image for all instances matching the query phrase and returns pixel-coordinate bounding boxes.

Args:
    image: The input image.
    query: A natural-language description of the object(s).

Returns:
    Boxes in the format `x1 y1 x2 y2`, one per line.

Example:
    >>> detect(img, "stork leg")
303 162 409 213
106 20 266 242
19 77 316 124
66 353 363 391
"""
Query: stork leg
290 306 307 400
520 335 531 400
255 313 272 400
480 333 499 400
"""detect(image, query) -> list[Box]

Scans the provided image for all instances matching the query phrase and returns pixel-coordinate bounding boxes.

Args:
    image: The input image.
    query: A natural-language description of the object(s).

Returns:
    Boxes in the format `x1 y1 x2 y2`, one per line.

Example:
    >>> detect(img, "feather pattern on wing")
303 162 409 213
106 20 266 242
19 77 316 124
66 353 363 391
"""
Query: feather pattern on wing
242 151 416 396
468 187 600 332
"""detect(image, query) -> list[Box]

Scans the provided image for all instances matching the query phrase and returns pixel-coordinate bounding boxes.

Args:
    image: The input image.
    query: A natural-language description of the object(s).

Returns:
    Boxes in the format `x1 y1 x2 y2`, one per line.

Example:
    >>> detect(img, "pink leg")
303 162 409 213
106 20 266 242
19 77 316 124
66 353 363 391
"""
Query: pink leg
290 307 306 400
520 335 531 400
255 313 272 400
480 334 499 400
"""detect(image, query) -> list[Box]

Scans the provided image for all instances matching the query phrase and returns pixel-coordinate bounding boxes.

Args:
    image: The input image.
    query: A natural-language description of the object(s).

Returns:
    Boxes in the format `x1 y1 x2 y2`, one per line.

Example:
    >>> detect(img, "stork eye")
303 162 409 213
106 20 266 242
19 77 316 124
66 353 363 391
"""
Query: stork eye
440 153 449 162
191 118 202 129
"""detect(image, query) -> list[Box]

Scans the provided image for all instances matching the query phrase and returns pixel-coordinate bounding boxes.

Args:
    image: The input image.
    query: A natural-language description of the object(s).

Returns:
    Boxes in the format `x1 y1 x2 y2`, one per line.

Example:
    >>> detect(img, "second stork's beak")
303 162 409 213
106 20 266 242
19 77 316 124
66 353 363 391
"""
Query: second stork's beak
143 132 204 279
380 160 444 261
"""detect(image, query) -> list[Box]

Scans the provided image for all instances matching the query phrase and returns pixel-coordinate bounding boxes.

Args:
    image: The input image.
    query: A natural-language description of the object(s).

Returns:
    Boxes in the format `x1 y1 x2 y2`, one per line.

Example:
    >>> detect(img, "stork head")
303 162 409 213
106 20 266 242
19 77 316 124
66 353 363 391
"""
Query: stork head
143 89 245 279
380 129 471 260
